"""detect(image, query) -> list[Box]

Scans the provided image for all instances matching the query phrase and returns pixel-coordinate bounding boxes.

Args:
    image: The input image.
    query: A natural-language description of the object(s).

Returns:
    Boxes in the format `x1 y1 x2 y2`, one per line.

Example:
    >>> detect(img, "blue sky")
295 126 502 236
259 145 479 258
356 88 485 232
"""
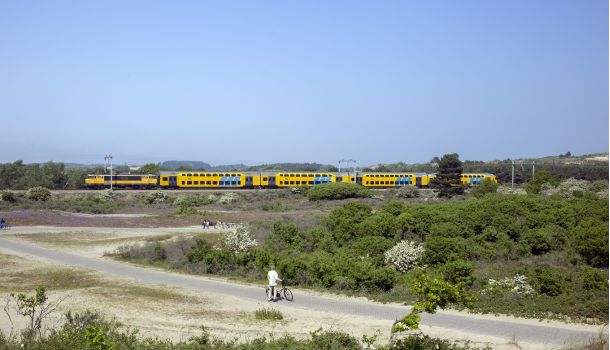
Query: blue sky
0 1 607 166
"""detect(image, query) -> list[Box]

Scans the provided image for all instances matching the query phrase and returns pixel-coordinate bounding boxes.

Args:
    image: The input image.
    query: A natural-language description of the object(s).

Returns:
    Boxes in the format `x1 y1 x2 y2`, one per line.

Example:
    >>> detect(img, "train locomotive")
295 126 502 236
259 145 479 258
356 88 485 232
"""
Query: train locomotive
85 171 497 189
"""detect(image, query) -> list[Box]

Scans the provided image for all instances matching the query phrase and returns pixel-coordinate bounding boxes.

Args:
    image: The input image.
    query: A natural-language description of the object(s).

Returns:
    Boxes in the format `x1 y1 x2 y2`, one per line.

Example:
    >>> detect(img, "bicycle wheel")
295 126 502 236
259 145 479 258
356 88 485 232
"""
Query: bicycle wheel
283 288 293 301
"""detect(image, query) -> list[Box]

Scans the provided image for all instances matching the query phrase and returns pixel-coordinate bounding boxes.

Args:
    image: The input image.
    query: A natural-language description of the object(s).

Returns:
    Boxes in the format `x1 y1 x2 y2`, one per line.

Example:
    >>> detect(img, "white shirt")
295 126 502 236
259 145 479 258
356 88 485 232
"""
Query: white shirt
267 270 280 286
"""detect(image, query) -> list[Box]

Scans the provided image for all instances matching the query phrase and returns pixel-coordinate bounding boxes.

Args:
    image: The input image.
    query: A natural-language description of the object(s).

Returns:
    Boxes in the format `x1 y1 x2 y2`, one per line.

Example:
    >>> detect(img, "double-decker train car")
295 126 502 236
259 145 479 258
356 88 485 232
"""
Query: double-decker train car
87 171 496 189
85 174 158 189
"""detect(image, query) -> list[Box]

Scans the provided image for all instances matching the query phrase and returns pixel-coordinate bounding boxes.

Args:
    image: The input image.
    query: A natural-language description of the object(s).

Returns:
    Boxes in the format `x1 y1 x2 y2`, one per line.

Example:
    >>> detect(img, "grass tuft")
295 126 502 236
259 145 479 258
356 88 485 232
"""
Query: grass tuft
254 307 283 321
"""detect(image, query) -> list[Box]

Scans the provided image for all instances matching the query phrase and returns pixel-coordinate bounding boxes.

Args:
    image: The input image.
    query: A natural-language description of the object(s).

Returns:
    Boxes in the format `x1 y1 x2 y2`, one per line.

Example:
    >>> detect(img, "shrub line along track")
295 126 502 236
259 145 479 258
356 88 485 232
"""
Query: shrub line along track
0 236 602 348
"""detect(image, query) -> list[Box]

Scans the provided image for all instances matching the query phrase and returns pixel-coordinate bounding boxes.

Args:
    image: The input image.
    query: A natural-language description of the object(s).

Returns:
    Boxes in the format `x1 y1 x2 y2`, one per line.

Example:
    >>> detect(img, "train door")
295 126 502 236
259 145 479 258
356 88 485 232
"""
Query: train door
268 176 276 188
169 176 177 188
356 176 362 185
245 176 253 188
416 176 422 186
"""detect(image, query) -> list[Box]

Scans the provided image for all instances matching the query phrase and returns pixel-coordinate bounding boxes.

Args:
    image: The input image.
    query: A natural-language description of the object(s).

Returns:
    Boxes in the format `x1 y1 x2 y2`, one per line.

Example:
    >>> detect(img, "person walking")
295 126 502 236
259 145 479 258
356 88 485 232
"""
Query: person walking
267 265 281 301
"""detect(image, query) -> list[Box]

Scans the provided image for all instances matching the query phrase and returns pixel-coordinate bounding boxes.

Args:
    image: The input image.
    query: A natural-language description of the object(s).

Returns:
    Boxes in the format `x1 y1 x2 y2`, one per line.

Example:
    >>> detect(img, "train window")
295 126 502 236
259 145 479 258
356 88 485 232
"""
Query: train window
187 181 192 185
295 181 300 185
206 181 210 185
162 177 168 181
213 181 218 185
279 181 283 185
219 181 224 185
262 177 268 181
289 181 294 185
232 181 237 185
308 181 313 185
194 173 198 177
181 181 185 185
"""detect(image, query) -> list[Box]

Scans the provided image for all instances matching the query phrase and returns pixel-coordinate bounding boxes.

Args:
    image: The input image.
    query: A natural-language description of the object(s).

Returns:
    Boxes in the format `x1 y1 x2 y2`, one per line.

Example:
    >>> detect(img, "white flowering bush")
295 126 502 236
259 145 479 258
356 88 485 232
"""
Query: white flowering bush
26 186 51 201
218 192 239 204
384 240 424 272
96 189 114 202
483 274 534 296
146 191 168 204
541 178 591 199
224 228 257 253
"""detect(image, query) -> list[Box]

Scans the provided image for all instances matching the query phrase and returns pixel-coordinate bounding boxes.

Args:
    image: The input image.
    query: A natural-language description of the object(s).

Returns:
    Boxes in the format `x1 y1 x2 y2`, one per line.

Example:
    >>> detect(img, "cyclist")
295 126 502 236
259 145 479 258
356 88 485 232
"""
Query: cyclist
267 265 282 301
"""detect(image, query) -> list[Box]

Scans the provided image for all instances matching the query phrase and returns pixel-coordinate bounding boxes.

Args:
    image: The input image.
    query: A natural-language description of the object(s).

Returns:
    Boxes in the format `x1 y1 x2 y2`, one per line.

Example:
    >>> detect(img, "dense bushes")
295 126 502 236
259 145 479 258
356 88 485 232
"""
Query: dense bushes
307 183 372 201
116 194 609 322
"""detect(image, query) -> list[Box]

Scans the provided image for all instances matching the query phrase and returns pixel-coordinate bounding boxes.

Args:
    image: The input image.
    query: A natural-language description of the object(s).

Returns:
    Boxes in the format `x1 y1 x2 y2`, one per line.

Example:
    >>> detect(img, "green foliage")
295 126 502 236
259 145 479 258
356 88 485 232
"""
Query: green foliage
0 191 16 202
390 335 478 350
526 170 560 194
581 268 609 291
307 182 372 201
440 260 474 287
26 186 51 201
570 219 609 267
146 191 168 204
11 286 49 339
522 228 554 255
526 266 564 296
470 179 499 198
392 274 475 332
135 163 162 174
254 308 283 321
430 153 465 197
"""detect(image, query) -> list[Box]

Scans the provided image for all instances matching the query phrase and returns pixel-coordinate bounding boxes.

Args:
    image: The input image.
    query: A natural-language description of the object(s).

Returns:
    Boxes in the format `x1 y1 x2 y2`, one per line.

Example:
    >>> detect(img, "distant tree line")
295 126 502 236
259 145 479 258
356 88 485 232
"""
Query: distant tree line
0 161 104 190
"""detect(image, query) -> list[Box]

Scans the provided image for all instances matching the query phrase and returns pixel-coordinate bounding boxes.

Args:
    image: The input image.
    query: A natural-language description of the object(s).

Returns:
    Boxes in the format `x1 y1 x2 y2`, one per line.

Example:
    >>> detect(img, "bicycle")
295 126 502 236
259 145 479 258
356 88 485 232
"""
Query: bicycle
265 279 293 302
0 223 10 230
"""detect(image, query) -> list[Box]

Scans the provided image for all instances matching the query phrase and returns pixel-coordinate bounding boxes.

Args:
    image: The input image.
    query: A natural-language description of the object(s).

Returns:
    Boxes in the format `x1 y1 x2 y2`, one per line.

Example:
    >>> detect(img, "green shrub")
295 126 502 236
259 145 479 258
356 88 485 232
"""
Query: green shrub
571 219 609 267
307 182 372 201
527 266 564 296
441 259 474 287
391 334 475 350
522 228 553 255
145 191 168 204
470 179 499 198
309 329 362 350
95 189 114 202
254 307 283 321
25 186 51 201
0 191 16 202
581 268 609 291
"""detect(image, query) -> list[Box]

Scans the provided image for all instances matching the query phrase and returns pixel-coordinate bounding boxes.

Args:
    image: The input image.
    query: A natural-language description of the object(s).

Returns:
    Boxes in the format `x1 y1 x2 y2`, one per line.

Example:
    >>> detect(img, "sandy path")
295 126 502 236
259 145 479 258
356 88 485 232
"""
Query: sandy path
0 233 604 350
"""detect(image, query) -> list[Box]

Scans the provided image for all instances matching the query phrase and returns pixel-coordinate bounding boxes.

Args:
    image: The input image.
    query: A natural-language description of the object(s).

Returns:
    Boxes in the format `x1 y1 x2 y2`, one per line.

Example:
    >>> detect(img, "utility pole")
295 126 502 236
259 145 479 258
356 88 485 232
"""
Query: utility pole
104 153 113 190
511 160 515 190
532 161 535 180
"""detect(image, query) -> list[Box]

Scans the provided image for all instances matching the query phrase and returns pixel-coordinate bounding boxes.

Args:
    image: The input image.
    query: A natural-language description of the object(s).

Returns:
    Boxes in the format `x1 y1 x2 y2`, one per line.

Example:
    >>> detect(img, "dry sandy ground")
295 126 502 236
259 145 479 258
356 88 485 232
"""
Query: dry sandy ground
0 225 605 349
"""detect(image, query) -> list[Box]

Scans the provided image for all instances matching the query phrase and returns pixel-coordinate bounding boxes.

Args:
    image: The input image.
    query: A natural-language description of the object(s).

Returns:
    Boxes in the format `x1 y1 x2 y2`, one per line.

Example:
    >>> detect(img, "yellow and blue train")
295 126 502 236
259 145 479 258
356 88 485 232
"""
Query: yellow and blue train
85 171 496 189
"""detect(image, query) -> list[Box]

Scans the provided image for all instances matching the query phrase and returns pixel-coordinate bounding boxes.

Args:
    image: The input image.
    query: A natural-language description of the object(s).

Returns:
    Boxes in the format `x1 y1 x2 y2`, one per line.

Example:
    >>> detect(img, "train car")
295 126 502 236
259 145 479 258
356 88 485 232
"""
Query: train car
361 173 416 187
85 174 157 189
461 173 497 185
336 174 356 184
275 172 335 188
158 171 246 189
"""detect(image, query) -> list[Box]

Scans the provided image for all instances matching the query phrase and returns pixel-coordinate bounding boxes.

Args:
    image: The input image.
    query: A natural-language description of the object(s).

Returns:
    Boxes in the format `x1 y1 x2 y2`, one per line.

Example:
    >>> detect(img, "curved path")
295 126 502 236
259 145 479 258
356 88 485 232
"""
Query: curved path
0 237 602 348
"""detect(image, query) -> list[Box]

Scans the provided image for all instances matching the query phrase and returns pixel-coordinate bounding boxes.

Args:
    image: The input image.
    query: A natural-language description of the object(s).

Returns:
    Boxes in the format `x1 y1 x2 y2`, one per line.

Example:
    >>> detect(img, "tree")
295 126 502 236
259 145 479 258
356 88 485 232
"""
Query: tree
136 163 162 175
392 274 474 332
430 153 464 197
430 156 440 164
